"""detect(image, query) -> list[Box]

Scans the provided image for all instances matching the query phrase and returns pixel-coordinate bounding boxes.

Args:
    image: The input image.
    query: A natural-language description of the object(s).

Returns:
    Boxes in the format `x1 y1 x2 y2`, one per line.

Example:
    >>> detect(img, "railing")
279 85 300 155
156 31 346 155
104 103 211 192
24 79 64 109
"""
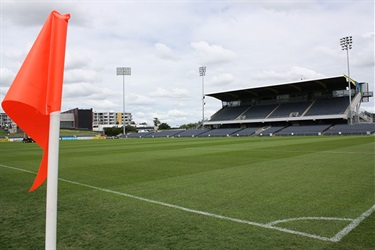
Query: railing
362 91 373 97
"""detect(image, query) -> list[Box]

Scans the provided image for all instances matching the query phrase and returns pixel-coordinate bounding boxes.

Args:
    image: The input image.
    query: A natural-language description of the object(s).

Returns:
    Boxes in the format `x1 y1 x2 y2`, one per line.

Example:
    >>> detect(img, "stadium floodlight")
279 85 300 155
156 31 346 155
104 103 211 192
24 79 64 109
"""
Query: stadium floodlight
340 36 353 125
199 66 206 129
116 67 131 135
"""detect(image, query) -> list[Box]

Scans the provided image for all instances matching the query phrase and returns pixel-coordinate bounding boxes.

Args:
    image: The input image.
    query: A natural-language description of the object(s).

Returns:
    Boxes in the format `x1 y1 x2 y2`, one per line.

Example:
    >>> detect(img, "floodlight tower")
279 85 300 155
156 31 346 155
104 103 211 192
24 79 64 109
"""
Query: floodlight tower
199 66 206 129
116 67 131 135
340 36 353 125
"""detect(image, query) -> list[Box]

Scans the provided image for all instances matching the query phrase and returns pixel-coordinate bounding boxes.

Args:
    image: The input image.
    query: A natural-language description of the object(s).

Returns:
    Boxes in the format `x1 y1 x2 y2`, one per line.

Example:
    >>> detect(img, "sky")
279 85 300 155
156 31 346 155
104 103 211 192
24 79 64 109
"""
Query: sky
1 0 374 127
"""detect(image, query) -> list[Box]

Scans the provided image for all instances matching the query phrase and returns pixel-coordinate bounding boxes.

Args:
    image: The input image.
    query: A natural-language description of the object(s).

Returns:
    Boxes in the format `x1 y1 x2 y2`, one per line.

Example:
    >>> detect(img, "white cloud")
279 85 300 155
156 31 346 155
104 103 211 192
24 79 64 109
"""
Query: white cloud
150 87 189 98
65 53 93 71
150 109 190 125
127 93 156 106
64 68 102 84
360 102 375 113
351 34 375 68
0 68 16 87
191 41 236 65
1 1 374 126
63 82 112 100
259 0 315 12
210 73 235 87
255 66 326 83
154 43 177 61
168 109 188 117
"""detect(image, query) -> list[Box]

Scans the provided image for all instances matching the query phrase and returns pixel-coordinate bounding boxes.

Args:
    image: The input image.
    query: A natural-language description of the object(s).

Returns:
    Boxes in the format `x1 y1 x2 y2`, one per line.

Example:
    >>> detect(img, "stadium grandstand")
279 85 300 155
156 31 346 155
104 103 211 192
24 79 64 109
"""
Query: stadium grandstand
123 75 374 138
196 75 373 136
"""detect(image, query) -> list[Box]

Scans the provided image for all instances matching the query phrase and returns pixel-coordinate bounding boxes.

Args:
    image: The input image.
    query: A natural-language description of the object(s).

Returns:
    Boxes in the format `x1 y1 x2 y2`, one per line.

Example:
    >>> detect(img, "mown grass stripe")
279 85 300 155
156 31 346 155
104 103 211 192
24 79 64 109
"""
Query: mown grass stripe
1 163 373 243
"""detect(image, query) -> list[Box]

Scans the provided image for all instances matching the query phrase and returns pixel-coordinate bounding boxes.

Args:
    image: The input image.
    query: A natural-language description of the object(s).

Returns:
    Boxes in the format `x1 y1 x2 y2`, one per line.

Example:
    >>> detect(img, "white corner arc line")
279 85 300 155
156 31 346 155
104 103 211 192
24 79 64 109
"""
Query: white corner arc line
330 204 375 242
267 217 353 226
1 163 374 243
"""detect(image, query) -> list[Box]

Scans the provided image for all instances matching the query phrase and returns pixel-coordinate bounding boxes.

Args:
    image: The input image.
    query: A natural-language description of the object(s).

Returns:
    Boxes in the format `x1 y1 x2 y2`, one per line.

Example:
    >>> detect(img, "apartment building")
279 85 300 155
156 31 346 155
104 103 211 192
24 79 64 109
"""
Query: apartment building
93 112 132 131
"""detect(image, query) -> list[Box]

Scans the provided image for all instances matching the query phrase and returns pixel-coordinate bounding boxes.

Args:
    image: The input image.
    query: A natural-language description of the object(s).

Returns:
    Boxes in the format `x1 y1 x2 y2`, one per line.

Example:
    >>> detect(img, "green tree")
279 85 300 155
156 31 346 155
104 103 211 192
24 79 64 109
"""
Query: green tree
126 125 137 133
104 127 122 136
158 122 171 130
179 122 199 129
153 117 161 127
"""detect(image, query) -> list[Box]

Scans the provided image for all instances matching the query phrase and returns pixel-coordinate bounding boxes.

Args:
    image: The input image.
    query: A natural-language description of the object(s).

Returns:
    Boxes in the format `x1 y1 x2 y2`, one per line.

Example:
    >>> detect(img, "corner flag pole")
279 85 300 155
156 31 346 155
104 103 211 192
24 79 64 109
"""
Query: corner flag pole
1 10 69 250
45 111 61 250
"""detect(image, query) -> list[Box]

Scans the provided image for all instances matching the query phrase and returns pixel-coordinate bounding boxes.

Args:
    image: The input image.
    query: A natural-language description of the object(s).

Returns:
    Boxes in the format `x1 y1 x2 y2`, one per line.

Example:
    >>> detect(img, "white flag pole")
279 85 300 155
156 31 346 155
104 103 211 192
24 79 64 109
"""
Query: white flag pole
45 111 61 250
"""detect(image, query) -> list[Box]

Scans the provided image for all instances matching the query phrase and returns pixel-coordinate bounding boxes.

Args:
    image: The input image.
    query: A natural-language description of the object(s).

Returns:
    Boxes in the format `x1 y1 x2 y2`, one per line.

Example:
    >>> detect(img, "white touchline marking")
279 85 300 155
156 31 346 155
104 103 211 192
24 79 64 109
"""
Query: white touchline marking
0 164 36 174
330 204 375 242
57 178 334 242
1 163 374 242
253 149 374 155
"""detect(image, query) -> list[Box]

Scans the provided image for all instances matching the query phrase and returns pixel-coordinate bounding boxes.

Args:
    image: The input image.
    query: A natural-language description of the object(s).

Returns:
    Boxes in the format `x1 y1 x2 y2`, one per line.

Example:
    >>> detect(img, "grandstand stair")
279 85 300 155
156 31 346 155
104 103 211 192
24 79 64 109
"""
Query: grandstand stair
301 100 315 117
254 126 270 136
264 105 280 119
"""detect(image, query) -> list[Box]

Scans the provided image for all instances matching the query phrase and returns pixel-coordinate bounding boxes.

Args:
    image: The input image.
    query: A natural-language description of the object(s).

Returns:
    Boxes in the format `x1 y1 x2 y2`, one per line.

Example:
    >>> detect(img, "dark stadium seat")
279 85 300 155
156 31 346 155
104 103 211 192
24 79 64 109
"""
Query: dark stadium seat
275 125 331 136
259 126 286 136
232 127 259 136
210 106 250 121
324 123 375 135
241 104 278 119
199 128 243 137
144 130 184 138
126 132 153 138
269 101 311 118
176 129 210 137
305 97 349 116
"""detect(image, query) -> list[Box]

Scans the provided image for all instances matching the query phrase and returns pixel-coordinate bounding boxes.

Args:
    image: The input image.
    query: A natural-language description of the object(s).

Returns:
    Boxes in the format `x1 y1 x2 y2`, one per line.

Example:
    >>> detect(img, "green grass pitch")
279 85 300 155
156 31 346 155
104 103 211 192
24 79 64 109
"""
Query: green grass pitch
1 136 374 249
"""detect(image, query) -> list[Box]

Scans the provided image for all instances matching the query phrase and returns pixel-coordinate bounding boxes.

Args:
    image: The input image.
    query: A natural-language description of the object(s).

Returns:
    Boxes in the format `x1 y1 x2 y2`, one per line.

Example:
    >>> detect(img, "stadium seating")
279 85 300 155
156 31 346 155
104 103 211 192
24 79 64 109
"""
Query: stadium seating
305 97 349 116
275 125 331 136
208 97 351 123
269 101 312 118
199 128 243 137
259 126 286 136
324 123 375 135
126 132 153 138
232 127 259 136
176 129 209 137
241 104 278 119
126 124 374 138
210 106 250 121
144 130 184 138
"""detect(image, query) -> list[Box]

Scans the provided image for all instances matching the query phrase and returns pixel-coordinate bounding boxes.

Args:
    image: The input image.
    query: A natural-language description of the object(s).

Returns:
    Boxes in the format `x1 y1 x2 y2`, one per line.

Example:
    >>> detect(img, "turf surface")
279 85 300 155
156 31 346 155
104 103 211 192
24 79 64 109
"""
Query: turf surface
1 136 374 249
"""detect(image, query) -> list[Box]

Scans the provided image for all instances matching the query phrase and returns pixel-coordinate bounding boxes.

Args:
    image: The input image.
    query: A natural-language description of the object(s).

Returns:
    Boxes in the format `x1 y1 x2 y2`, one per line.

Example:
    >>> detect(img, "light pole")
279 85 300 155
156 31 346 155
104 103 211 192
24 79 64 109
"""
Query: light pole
340 36 353 125
116 67 131 135
199 66 206 129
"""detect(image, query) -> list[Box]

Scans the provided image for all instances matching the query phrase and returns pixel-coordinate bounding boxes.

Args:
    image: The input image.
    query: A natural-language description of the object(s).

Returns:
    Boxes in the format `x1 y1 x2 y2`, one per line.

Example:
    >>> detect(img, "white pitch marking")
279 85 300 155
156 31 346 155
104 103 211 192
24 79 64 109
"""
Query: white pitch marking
253 149 374 155
330 204 375 242
0 163 36 174
58 178 334 242
267 217 353 226
1 163 373 242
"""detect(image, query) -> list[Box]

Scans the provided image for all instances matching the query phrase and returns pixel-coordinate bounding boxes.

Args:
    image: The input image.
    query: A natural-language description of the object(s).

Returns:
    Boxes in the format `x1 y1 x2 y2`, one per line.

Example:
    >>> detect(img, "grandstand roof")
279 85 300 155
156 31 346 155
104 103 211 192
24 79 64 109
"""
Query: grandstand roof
206 75 353 102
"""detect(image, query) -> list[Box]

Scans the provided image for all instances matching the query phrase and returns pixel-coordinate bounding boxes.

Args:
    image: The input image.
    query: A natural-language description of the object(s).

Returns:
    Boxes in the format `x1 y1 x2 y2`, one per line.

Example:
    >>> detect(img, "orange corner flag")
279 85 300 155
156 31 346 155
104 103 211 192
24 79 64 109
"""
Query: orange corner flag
1 11 70 192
